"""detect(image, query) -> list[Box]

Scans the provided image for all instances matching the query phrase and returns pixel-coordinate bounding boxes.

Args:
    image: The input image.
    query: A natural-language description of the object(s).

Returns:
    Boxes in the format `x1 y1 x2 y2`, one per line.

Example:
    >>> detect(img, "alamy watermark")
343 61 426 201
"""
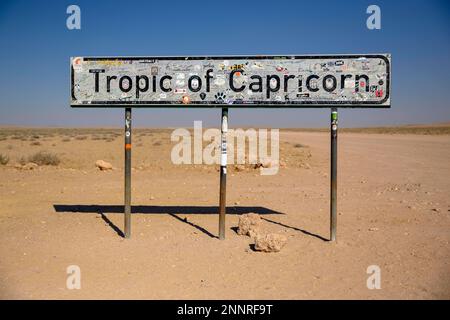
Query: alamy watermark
366 265 381 289
66 5 81 30
366 5 381 30
171 121 280 175
66 265 81 289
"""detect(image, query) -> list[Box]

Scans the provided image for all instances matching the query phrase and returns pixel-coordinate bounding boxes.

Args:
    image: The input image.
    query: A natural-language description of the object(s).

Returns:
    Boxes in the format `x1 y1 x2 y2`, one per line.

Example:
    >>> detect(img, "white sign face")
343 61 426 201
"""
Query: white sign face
71 54 390 108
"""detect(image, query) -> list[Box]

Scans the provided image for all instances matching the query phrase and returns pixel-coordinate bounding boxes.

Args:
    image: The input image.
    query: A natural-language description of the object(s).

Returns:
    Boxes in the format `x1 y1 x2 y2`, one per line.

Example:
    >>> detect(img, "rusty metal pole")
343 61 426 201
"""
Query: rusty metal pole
330 107 338 241
124 107 132 238
218 108 228 240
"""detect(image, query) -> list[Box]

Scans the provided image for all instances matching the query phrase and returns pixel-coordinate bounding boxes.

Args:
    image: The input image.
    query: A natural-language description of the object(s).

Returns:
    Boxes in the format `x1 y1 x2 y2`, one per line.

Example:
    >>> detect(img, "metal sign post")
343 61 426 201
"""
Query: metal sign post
70 54 390 240
330 108 338 241
219 108 228 239
124 107 132 238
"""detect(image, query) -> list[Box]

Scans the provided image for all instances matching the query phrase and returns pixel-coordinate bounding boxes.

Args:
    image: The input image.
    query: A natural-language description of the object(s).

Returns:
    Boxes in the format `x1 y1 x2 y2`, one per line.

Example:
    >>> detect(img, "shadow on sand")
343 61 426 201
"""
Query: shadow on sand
53 204 327 241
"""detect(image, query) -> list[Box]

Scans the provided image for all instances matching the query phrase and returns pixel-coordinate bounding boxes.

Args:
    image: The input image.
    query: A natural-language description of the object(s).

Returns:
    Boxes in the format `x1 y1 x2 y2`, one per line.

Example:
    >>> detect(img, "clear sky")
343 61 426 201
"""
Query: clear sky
0 0 449 128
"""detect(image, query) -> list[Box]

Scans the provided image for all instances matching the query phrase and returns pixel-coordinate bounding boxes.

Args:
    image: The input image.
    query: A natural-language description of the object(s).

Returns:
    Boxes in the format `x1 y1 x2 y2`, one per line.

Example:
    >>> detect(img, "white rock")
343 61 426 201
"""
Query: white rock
95 160 113 171
254 233 287 252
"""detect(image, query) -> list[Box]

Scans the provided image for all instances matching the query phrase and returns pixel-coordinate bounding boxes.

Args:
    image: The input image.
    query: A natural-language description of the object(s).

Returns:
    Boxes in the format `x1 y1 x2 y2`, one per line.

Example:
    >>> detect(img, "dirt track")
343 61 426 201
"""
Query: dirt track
0 130 449 299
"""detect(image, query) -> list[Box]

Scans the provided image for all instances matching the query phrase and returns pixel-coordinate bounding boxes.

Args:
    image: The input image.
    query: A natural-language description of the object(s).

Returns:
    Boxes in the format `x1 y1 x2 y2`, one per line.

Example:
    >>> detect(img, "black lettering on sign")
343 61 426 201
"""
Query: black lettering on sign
306 75 319 92
136 75 149 98
340 74 352 89
188 75 202 92
90 69 105 92
205 69 213 92
323 75 337 93
160 75 172 92
107 75 117 92
249 75 262 92
229 70 245 92
266 75 280 99
355 74 369 92
283 74 295 92
119 76 132 93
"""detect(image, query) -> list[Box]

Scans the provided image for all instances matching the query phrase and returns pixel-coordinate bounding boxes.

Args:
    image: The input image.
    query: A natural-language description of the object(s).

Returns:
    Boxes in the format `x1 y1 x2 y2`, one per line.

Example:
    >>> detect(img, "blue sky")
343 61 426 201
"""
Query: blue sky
0 0 449 128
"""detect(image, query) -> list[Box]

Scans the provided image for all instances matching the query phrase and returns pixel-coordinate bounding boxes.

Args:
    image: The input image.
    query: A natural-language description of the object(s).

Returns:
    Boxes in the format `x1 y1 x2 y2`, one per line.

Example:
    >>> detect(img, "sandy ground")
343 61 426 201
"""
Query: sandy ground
0 128 449 299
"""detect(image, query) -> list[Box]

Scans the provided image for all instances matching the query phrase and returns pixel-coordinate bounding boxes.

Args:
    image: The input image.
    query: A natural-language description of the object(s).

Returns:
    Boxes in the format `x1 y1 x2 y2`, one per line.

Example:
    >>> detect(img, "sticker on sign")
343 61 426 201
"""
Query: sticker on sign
70 54 390 108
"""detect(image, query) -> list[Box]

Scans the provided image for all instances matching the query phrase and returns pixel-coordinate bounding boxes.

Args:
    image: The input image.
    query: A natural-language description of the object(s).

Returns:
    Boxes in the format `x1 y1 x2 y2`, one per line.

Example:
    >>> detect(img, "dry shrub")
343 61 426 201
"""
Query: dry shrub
30 141 42 146
27 151 60 166
61 138 71 142
0 154 9 165
75 136 88 140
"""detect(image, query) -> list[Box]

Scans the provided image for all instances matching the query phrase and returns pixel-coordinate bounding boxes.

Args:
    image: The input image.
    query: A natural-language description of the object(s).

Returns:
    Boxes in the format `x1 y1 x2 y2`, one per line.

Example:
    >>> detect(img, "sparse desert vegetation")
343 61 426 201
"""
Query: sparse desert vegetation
0 153 9 165
27 151 60 166
0 127 313 170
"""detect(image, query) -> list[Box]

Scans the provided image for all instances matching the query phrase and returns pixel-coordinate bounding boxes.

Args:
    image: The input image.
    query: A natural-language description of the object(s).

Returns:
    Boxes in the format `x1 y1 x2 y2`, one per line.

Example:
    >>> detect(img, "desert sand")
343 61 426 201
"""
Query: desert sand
0 127 449 299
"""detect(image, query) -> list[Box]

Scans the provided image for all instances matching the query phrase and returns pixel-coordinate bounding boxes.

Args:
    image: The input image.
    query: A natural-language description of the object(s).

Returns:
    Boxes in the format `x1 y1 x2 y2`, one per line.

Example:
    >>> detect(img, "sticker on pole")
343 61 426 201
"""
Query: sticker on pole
70 54 390 108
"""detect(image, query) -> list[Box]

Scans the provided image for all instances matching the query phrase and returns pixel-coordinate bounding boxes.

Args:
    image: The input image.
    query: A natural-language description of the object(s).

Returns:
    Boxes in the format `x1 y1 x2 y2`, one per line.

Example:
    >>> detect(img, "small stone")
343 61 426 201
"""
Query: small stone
95 160 113 171
22 162 38 170
368 227 379 231
254 233 287 252
237 213 262 237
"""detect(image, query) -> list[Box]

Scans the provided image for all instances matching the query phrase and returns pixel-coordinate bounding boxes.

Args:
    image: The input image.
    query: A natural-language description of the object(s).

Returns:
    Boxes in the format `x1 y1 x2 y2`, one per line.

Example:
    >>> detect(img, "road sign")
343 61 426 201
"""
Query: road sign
71 54 390 108
70 53 392 241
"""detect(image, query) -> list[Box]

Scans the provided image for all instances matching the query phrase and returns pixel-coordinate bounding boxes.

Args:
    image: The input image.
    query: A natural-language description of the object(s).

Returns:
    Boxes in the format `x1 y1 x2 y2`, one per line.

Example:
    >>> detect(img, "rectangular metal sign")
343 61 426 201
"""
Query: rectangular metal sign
71 54 390 108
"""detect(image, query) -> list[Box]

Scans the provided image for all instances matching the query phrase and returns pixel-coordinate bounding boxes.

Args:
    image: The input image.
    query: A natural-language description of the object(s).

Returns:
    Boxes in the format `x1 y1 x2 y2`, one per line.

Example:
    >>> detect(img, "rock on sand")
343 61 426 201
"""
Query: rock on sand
95 160 113 171
237 213 261 238
21 162 39 170
254 233 287 252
